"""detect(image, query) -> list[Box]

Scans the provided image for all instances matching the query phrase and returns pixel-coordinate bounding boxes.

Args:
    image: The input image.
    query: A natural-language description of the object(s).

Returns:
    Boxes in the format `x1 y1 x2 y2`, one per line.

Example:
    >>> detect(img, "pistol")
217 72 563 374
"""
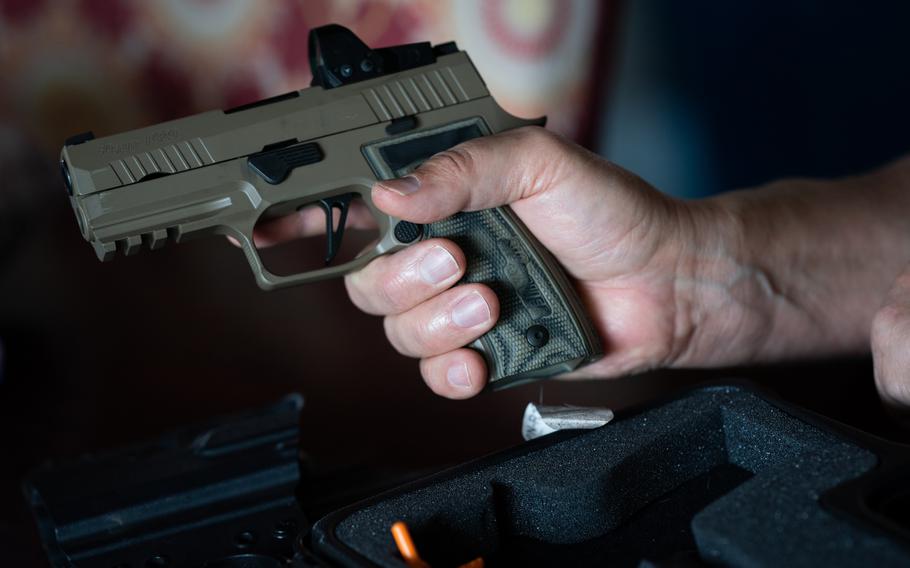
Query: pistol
59 25 602 389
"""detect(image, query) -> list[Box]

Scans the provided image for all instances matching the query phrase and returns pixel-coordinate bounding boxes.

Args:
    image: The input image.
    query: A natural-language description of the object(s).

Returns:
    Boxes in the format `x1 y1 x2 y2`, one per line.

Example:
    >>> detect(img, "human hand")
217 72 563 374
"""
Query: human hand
256 127 753 398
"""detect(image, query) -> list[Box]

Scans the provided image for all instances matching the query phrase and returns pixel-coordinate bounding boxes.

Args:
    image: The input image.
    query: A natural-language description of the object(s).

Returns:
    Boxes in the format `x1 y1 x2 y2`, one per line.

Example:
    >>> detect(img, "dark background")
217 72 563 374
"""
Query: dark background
3 1 910 565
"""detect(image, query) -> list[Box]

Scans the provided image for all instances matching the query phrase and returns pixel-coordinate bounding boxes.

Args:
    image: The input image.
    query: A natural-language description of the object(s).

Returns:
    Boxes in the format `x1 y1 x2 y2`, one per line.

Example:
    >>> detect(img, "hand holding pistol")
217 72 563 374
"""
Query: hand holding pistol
59 25 602 390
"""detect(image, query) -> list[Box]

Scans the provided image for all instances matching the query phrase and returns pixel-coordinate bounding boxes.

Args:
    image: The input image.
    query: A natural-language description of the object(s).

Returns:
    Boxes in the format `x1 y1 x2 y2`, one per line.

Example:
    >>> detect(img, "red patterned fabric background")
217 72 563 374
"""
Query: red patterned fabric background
0 0 606 157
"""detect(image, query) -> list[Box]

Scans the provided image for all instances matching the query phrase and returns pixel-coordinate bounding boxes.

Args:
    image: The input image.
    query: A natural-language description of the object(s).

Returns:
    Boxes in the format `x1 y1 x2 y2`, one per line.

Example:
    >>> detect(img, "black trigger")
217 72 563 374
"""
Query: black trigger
318 193 355 264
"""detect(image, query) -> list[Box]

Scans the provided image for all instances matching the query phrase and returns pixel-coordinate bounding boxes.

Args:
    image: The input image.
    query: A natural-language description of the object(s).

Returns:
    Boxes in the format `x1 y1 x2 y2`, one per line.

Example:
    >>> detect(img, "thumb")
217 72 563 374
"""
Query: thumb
872 264 910 413
371 126 569 223
369 125 675 282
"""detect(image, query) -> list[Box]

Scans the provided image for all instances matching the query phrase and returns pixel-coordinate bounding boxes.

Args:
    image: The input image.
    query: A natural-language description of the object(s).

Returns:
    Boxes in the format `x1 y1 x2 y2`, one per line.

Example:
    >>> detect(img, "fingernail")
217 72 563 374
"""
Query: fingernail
419 246 458 285
446 362 472 389
377 176 420 196
451 291 490 328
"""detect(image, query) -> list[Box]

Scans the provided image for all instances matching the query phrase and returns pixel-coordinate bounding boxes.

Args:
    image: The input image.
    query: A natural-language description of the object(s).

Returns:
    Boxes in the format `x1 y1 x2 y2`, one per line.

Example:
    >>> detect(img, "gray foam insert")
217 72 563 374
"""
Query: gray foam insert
312 385 910 567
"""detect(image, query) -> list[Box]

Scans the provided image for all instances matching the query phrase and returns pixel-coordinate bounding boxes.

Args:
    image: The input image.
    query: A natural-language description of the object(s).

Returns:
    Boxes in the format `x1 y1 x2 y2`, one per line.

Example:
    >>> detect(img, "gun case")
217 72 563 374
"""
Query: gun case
24 384 910 567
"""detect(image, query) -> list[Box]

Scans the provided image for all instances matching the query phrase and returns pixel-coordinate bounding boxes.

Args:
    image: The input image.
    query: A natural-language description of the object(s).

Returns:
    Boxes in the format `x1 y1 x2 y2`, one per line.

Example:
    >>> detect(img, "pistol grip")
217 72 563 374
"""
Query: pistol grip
425 207 602 389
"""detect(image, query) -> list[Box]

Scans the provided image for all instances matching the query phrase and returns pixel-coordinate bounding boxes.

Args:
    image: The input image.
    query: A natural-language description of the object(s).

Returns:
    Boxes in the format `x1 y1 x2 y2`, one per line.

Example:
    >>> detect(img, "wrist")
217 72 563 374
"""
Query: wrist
666 195 779 367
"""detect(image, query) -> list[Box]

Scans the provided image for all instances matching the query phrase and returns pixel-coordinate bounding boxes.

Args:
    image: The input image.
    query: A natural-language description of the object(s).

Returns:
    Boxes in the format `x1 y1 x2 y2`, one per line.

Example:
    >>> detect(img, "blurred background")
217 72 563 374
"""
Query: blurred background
2 0 910 564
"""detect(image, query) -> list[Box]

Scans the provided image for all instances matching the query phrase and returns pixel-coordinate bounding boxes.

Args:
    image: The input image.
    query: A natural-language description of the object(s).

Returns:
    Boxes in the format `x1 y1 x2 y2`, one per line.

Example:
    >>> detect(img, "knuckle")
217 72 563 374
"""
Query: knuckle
383 316 415 357
343 272 375 314
418 358 443 393
376 270 412 314
516 125 561 151
411 313 446 354
345 266 400 316
426 145 478 180
404 298 469 357
513 127 571 197
872 303 910 347
384 310 442 358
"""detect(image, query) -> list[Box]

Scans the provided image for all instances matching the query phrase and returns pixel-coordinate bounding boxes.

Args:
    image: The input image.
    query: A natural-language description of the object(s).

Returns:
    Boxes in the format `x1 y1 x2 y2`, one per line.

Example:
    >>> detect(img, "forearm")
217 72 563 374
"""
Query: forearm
677 154 910 366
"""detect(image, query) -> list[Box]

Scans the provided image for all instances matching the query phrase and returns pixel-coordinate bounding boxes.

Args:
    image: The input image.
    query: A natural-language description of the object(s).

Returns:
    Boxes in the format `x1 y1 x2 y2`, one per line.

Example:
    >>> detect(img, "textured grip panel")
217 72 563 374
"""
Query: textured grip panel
425 207 599 387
